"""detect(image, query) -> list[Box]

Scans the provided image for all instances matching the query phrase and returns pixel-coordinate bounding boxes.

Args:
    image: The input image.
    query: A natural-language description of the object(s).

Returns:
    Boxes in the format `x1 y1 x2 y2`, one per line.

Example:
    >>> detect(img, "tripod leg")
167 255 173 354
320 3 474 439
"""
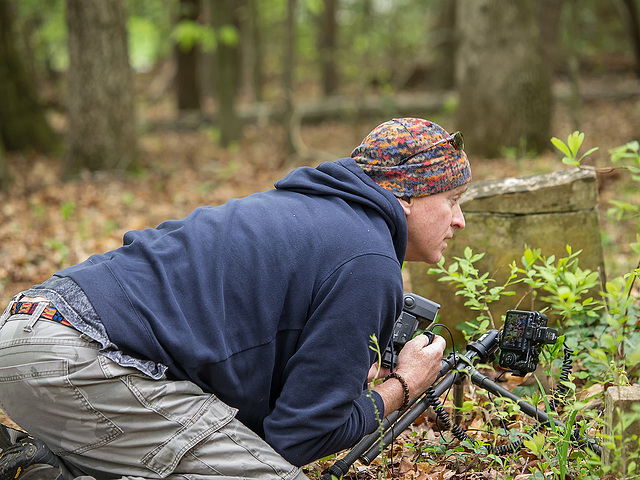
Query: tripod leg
359 368 464 464
470 368 603 456
468 369 557 426
452 381 464 426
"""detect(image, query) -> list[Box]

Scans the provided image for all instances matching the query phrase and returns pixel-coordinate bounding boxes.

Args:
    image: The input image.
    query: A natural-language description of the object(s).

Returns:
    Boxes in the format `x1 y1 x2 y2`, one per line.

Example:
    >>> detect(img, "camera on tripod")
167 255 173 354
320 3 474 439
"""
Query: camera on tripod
381 293 440 368
498 310 558 376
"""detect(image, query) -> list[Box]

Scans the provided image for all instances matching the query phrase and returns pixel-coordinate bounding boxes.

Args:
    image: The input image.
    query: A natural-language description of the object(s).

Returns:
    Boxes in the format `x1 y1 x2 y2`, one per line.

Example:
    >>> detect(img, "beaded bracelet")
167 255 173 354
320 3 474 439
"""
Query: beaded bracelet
385 372 410 411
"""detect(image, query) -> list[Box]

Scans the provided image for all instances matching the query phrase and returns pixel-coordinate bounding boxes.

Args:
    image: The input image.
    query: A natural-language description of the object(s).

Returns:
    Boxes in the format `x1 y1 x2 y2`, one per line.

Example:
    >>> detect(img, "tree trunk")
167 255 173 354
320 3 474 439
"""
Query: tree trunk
210 0 242 147
240 0 263 103
0 133 10 191
455 0 552 158
621 0 640 79
429 0 457 90
282 0 298 160
0 0 59 153
65 0 138 177
538 0 564 76
564 0 582 130
175 0 202 111
319 0 339 96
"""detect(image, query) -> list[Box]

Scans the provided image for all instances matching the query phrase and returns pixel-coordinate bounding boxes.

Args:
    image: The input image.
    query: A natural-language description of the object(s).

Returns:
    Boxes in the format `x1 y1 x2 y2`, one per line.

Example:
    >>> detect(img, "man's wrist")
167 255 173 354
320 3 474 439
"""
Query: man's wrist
384 372 410 411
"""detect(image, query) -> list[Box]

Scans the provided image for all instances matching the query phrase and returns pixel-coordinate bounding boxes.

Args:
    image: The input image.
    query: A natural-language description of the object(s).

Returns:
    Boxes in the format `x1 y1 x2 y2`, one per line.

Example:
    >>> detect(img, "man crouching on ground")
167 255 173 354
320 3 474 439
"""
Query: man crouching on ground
0 117 470 480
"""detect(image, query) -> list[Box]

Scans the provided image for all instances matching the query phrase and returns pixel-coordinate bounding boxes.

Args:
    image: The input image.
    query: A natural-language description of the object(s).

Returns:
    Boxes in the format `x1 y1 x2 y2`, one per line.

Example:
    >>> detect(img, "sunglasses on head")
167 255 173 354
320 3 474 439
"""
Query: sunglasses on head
397 131 464 165
430 131 464 151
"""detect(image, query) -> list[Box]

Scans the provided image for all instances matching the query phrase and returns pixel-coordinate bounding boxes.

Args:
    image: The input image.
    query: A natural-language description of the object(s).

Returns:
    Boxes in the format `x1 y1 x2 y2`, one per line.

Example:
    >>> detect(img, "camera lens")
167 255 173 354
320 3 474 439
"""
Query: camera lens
502 353 515 366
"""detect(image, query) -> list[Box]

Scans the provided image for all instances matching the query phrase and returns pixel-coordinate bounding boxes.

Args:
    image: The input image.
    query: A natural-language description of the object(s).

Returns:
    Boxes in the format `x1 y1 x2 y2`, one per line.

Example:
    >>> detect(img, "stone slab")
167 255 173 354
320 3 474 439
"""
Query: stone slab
603 385 640 477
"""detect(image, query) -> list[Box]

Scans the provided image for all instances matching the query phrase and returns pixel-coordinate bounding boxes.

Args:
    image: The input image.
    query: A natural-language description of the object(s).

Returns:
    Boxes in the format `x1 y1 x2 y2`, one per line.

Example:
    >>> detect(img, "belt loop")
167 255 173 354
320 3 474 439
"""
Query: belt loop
0 303 12 328
0 294 23 328
23 302 49 333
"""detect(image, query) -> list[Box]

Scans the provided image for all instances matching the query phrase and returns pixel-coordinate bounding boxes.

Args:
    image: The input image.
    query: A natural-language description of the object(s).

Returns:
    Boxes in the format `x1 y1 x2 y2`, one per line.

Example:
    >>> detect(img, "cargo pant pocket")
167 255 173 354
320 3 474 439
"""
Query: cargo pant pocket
0 356 123 455
124 375 237 477
117 366 301 480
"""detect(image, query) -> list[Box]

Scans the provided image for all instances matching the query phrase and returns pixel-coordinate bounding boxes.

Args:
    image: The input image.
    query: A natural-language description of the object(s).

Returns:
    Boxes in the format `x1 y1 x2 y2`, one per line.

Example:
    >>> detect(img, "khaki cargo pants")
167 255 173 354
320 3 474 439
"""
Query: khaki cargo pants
0 300 308 480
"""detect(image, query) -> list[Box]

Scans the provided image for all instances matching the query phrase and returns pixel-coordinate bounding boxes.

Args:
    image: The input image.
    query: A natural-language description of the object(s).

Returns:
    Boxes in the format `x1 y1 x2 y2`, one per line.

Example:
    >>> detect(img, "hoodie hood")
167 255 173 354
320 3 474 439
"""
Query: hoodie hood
275 157 408 263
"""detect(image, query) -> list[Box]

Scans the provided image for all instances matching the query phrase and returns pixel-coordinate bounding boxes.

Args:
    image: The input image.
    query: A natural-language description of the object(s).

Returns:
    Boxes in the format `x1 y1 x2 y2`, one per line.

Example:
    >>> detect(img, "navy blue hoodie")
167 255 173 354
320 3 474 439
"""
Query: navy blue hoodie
57 157 407 466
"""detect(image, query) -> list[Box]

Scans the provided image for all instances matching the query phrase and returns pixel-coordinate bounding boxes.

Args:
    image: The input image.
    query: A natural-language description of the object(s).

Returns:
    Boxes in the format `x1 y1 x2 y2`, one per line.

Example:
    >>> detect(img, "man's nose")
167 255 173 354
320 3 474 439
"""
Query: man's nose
453 205 465 230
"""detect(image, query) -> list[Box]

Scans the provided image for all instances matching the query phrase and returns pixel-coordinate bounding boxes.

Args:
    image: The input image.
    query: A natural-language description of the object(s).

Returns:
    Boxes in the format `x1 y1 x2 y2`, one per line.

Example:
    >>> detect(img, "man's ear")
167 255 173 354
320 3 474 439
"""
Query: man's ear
396 197 413 216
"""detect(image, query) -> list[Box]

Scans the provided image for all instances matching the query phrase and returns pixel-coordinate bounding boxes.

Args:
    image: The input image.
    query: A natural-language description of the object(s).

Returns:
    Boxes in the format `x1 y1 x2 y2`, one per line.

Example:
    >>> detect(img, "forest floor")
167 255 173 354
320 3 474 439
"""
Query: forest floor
1 71 639 479
2 73 640 307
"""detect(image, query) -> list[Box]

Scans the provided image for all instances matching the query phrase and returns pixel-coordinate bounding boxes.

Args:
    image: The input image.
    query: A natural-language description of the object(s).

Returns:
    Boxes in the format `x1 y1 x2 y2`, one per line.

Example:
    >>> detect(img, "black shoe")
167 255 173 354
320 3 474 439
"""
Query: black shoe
0 424 27 452
0 426 10 452
0 436 60 480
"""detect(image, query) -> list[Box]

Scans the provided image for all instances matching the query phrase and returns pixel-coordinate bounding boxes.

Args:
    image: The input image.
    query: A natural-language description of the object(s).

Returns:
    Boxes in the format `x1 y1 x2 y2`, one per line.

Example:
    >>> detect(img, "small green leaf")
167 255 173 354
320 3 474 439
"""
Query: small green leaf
460 400 475 412
628 348 640 366
523 432 546 457
567 131 585 156
551 137 572 158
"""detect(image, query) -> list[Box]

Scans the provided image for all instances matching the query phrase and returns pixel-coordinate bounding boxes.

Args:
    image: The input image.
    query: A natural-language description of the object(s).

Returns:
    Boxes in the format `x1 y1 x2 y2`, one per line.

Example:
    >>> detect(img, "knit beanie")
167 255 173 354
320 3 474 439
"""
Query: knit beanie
351 118 471 198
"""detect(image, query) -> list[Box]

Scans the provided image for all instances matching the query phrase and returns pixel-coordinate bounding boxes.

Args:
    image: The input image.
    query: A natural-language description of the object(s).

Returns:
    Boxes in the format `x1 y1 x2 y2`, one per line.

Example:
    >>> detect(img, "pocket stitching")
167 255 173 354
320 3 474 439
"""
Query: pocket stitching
0 358 123 456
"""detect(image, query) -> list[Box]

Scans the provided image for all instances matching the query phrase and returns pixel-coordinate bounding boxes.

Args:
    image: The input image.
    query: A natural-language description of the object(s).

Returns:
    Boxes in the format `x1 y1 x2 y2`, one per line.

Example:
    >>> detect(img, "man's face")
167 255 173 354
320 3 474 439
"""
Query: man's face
399 185 467 264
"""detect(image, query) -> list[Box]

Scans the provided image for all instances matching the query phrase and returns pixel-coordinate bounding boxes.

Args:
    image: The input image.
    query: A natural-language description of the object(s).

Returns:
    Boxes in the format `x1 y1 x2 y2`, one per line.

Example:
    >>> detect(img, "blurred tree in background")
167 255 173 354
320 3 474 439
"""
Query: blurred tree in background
455 0 552 157
175 0 202 111
65 0 138 177
0 133 8 191
0 0 638 181
0 0 60 156
318 0 338 96
209 0 242 147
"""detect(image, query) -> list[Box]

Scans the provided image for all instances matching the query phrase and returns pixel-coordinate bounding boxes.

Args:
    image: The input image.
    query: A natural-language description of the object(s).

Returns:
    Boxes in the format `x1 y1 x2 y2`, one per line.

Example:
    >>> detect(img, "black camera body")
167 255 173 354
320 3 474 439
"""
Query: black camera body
381 293 440 368
498 310 558 376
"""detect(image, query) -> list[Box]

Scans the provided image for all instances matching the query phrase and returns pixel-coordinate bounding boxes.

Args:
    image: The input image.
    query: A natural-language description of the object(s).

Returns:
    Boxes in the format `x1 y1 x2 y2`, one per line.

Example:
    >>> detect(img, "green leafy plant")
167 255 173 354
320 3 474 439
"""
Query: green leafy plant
425 245 624 478
171 20 217 52
516 246 602 328
427 247 519 339
608 141 640 233
522 431 546 458
609 140 640 179
550 131 599 167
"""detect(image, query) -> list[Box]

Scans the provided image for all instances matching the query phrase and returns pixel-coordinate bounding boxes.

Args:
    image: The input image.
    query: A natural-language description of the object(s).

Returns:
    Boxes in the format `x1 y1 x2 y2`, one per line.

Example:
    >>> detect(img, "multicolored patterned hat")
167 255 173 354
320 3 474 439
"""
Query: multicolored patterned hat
351 118 471 197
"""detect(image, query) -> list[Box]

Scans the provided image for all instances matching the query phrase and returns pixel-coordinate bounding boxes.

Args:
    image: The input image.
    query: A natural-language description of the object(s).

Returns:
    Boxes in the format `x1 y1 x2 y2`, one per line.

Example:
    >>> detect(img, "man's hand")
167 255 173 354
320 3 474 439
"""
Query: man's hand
372 334 446 414
394 333 446 399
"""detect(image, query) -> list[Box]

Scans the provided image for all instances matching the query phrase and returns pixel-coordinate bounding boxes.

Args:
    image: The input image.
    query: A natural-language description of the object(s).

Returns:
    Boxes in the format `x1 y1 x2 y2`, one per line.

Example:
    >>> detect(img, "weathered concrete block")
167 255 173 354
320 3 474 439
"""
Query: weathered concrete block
406 168 605 344
604 385 640 477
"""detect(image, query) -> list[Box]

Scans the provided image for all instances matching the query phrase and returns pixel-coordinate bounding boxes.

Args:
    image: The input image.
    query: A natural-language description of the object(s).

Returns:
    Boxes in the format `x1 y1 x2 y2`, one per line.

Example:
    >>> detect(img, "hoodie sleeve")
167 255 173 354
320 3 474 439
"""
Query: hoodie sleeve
262 252 403 466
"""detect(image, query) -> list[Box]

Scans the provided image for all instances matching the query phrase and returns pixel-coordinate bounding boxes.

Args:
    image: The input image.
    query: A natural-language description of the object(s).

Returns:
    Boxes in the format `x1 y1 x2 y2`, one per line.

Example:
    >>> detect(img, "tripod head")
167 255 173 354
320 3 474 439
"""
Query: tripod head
465 328 501 362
